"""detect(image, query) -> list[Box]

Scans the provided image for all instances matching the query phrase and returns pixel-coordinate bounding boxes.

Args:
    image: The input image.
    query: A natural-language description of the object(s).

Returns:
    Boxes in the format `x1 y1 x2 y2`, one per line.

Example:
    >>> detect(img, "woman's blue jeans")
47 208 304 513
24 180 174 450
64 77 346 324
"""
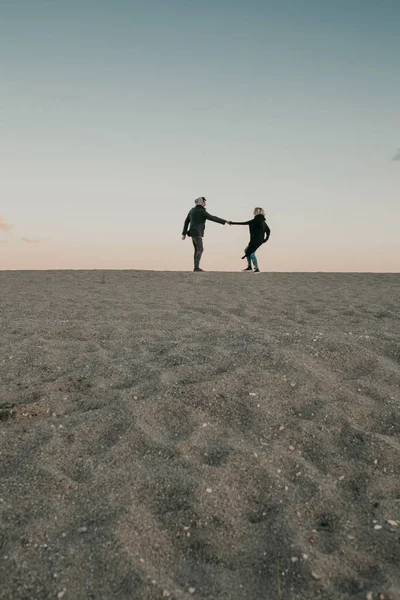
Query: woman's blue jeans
247 252 258 269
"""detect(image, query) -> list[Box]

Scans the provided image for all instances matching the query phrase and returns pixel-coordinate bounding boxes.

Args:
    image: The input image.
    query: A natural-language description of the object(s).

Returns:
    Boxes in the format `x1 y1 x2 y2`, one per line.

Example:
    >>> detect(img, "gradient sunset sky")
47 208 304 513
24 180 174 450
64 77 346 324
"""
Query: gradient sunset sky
1 0 399 271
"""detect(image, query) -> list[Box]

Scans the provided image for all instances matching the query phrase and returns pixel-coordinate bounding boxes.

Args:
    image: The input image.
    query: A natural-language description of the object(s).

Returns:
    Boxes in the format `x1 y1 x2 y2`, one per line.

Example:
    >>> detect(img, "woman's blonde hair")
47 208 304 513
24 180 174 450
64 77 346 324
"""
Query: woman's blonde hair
253 207 265 215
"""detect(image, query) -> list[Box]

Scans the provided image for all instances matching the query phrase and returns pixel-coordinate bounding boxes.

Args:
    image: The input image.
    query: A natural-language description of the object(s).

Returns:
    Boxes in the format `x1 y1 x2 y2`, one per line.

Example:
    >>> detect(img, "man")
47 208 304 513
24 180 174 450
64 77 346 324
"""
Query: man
182 197 230 272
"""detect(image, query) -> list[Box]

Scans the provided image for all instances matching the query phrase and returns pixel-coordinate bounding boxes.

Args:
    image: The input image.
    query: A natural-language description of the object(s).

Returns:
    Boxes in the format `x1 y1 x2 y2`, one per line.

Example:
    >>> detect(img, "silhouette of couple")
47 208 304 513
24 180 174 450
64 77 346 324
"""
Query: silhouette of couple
182 197 270 272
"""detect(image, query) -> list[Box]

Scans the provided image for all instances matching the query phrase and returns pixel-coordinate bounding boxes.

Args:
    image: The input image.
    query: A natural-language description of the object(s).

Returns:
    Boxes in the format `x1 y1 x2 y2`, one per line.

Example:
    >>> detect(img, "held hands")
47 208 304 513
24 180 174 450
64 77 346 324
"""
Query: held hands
226 220 232 225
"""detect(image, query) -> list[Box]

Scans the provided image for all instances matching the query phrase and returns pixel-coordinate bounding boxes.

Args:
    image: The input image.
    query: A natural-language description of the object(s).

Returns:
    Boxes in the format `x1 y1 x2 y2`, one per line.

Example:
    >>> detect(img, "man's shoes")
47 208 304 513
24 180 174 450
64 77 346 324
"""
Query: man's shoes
253 268 260 273
242 266 252 271
193 268 204 272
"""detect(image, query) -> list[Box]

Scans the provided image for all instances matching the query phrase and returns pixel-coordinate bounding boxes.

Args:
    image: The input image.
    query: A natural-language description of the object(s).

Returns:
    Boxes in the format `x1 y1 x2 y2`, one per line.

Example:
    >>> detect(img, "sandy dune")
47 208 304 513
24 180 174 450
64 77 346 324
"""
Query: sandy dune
1 271 399 600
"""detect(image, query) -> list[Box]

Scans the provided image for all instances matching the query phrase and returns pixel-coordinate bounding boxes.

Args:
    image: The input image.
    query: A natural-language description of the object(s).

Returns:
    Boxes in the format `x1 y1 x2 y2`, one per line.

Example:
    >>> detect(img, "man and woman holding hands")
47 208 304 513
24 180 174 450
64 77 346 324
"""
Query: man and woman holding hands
182 196 270 272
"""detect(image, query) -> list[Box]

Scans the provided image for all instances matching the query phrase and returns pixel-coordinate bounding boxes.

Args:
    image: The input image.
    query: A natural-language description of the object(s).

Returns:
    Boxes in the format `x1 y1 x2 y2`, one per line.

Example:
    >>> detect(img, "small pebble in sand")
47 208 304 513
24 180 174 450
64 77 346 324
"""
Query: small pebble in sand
289 445 295 451
302 554 308 560
338 475 345 481
374 459 378 465
139 558 145 564
78 527 88 533
291 557 298 563
370 594 386 600
57 588 67 599
311 571 321 580
163 591 170 597
387 520 398 527
374 525 382 530
206 488 212 493
279 425 285 431
188 588 196 594
249 392 256 396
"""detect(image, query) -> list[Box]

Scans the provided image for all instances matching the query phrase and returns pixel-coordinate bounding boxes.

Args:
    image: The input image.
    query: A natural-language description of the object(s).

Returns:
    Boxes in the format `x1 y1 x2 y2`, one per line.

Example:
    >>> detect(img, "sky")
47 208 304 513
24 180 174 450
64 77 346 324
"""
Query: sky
1 0 399 271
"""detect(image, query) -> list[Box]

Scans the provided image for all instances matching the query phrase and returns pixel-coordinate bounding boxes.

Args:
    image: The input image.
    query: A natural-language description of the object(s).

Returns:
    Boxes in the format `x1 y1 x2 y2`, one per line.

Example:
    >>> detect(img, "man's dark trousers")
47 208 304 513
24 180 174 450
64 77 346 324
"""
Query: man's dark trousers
192 236 203 269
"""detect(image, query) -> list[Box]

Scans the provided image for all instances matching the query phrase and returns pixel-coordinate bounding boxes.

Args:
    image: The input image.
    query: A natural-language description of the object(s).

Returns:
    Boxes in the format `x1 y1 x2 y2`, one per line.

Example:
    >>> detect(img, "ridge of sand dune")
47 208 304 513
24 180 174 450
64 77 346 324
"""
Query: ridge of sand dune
1 271 399 599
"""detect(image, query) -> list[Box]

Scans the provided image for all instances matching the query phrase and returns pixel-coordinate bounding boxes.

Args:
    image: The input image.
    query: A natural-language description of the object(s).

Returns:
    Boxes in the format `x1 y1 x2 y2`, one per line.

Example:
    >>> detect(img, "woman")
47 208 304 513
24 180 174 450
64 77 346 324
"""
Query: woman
230 207 270 272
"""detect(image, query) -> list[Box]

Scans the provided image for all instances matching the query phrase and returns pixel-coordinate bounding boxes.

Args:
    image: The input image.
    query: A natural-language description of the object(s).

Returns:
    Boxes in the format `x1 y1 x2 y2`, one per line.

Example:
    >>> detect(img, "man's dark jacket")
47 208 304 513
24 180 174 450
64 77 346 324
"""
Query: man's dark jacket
182 205 226 238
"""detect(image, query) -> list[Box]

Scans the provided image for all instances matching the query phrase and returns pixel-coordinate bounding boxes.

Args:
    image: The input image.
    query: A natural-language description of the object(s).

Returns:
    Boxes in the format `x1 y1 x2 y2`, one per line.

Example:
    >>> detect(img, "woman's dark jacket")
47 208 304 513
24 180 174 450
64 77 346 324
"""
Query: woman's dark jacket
230 214 270 257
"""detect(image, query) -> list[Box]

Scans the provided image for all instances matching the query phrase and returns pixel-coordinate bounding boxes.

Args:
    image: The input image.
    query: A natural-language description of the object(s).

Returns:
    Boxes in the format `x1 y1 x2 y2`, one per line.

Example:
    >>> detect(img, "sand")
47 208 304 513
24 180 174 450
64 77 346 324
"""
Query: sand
0 270 399 600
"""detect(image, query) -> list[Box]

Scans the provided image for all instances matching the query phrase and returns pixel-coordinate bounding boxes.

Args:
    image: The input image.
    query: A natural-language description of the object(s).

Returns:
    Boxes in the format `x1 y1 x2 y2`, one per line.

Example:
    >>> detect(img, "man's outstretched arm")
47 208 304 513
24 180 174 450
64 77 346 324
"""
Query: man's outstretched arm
204 211 227 225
